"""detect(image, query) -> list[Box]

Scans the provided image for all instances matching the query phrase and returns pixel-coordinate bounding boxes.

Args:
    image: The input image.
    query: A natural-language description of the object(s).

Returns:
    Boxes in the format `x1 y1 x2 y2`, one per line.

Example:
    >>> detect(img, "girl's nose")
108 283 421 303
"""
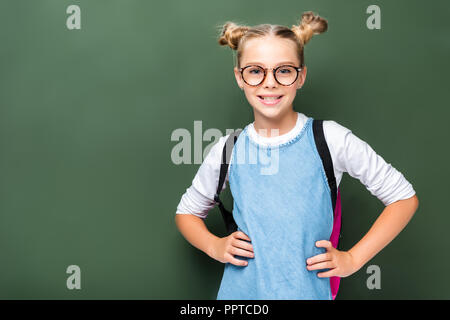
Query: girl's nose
263 71 277 87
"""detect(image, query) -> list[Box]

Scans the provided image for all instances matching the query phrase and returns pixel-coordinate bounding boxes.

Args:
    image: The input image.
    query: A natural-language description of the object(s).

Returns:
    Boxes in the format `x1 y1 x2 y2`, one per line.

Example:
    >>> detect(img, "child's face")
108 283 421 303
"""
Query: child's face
234 35 307 120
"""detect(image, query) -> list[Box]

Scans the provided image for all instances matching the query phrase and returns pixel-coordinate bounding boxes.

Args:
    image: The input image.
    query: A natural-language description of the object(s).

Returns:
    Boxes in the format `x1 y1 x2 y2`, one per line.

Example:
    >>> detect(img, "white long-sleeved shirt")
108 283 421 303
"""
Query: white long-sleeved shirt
176 112 416 219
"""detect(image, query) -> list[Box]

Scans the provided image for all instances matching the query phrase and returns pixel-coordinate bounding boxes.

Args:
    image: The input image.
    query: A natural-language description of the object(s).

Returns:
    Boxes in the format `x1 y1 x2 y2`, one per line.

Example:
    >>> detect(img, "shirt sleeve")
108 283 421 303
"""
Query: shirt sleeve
323 120 416 206
175 135 230 219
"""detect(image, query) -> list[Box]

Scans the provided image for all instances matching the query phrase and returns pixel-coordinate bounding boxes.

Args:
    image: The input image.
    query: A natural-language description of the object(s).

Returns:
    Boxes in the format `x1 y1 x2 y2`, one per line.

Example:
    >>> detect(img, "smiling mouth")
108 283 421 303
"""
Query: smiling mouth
257 95 283 100
258 96 282 100
257 95 283 106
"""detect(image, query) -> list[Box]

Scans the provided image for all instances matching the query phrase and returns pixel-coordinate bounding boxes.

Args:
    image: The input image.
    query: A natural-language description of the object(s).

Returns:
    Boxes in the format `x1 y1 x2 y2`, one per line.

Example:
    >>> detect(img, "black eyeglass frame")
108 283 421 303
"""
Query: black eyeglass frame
239 65 303 87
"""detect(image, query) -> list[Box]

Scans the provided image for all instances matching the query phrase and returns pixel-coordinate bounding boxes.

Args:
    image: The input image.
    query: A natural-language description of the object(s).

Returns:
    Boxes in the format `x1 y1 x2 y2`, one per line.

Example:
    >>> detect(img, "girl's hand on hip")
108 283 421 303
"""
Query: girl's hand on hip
306 240 359 278
210 231 254 267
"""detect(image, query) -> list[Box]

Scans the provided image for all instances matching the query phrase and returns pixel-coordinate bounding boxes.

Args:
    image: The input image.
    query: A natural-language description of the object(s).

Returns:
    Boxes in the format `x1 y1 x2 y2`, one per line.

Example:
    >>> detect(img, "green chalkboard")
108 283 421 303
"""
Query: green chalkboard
0 0 448 299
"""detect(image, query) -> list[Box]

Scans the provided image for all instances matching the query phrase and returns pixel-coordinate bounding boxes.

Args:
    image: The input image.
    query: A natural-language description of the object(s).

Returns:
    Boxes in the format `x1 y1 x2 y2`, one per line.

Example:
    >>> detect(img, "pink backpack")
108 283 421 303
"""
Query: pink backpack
329 189 342 299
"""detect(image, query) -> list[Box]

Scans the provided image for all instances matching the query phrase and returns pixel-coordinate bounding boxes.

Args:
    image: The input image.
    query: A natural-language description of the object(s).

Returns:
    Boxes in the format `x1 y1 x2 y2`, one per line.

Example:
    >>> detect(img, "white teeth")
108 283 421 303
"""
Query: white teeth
261 96 281 101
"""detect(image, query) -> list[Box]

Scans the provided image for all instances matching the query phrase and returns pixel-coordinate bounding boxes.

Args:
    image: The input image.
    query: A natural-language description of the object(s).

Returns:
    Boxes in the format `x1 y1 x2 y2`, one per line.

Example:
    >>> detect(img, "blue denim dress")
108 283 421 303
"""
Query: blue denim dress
216 117 334 300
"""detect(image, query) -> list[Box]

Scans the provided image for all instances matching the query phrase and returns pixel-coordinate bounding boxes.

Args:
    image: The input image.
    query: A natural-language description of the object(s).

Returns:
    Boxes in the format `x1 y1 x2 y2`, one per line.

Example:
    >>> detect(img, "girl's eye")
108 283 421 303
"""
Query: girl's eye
279 68 292 74
249 68 261 74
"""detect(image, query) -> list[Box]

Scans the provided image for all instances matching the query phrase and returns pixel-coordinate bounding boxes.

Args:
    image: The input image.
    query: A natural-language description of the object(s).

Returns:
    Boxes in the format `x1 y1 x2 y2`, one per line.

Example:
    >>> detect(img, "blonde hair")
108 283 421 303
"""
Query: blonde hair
217 11 328 68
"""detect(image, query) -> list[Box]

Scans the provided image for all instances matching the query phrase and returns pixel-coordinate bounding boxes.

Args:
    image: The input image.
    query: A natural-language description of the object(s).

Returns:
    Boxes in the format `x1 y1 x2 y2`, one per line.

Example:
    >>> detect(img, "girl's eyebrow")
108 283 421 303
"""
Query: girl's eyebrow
243 61 297 67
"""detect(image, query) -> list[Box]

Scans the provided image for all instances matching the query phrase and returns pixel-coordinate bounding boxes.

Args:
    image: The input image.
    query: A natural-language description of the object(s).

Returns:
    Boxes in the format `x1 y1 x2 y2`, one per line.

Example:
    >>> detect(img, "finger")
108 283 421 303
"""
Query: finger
233 238 254 252
306 253 331 265
315 240 333 250
233 231 251 242
230 246 254 259
317 268 337 278
306 261 335 271
226 254 248 267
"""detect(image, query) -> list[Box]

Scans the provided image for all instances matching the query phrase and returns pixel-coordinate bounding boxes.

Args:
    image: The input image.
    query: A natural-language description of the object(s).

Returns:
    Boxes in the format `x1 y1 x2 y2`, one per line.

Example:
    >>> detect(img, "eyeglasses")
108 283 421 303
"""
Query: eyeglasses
239 65 303 86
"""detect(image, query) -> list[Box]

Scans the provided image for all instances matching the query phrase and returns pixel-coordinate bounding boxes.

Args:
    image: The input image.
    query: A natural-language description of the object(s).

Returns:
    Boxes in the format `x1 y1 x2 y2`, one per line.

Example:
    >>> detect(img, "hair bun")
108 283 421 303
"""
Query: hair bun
218 22 250 50
291 11 328 45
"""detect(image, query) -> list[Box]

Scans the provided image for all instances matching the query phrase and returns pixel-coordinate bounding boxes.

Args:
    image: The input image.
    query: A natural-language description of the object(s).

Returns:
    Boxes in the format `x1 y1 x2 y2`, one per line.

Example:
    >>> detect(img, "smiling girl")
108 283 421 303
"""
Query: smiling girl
175 11 419 300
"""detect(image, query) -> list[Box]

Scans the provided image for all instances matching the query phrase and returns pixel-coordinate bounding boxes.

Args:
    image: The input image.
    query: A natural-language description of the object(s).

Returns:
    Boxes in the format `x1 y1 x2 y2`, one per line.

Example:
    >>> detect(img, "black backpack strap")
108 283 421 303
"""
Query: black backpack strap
313 119 343 249
312 119 338 213
214 130 242 234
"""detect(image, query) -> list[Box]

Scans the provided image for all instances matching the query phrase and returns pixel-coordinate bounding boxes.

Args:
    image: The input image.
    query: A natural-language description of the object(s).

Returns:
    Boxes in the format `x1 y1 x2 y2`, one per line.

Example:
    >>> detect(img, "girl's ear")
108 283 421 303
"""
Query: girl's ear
234 67 245 90
297 66 307 89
